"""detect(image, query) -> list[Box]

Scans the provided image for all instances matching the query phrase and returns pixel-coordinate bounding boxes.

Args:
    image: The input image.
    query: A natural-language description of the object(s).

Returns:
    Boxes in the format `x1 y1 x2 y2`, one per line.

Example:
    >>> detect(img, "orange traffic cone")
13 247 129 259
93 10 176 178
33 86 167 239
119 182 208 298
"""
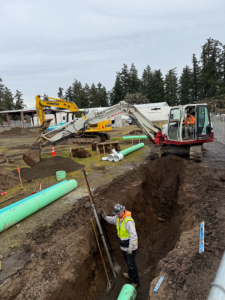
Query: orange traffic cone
52 146 55 156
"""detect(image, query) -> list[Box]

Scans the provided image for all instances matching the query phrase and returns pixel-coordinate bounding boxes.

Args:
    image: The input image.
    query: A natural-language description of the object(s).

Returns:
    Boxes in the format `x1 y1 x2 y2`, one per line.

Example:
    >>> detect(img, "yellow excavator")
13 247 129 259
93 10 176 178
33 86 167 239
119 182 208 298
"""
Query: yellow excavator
35 95 112 145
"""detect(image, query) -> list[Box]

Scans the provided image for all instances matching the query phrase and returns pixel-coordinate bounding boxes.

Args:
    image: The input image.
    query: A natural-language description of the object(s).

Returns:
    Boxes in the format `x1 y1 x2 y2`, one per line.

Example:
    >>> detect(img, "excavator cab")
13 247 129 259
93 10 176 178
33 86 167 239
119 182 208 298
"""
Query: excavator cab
168 104 212 142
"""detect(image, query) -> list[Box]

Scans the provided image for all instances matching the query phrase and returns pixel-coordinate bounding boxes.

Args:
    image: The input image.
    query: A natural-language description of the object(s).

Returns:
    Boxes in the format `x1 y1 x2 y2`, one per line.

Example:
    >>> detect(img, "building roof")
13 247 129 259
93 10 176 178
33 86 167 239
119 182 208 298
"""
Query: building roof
0 107 66 115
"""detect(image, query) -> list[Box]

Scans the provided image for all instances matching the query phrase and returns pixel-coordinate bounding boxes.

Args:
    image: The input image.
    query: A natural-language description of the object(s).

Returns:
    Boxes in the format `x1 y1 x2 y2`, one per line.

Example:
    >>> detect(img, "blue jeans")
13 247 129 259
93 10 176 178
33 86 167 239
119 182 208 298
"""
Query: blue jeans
122 250 140 284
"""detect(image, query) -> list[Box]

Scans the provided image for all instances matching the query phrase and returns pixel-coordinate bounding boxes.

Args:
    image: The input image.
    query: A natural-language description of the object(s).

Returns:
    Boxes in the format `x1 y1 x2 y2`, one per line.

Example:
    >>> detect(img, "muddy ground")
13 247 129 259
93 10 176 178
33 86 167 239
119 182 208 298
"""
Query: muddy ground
0 127 225 300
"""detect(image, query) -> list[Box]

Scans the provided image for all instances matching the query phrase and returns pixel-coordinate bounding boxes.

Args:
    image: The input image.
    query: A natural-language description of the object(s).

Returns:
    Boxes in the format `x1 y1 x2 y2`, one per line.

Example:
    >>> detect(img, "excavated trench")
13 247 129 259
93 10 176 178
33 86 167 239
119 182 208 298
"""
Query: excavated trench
1 155 204 300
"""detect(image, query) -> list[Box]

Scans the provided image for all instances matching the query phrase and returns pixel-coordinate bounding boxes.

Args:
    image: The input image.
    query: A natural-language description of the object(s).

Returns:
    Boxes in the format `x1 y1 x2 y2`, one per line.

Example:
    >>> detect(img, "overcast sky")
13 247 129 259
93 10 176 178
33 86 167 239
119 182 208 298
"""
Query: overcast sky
1 0 225 107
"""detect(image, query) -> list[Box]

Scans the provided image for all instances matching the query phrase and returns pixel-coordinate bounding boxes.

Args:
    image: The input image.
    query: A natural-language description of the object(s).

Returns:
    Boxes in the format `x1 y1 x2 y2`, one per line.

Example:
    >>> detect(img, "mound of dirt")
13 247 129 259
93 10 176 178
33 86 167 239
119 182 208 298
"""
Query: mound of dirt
15 156 85 180
71 148 91 158
0 127 32 136
0 170 19 191
129 129 143 135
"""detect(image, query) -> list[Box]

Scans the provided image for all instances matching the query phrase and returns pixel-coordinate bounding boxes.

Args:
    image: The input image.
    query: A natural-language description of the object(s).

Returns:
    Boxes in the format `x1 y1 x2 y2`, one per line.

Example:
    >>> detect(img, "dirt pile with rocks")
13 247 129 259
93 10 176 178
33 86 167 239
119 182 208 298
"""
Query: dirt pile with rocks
0 127 32 136
0 170 19 191
14 156 85 180
71 148 91 158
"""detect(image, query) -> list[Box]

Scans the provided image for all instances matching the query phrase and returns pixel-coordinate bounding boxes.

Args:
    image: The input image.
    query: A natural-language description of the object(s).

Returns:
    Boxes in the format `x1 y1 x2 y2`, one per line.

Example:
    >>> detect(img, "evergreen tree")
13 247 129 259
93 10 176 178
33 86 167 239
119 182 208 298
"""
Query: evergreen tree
192 54 201 102
89 84 100 107
151 70 165 103
141 65 153 102
219 45 225 95
82 84 90 108
164 68 179 106
57 87 64 99
0 78 6 111
110 72 123 105
71 79 83 108
64 86 73 102
199 38 222 99
14 90 26 109
4 87 14 110
124 93 149 105
97 83 108 107
120 64 130 97
179 66 193 105
129 63 140 94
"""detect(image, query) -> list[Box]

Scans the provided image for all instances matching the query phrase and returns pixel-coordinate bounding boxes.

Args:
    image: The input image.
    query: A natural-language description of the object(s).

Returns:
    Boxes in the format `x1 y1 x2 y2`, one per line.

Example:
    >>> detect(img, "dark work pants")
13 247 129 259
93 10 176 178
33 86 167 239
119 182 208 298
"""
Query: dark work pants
122 250 140 284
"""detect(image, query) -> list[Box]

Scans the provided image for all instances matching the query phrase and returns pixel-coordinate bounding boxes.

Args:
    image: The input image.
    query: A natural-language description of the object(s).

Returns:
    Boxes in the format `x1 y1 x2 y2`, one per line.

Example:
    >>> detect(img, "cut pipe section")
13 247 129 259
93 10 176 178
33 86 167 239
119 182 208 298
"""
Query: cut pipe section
0 179 77 233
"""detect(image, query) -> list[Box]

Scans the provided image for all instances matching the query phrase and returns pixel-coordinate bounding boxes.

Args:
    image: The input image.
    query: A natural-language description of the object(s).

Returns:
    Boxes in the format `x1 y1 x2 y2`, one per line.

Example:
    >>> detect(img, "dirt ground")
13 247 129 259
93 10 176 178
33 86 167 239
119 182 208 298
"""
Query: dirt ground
0 126 225 300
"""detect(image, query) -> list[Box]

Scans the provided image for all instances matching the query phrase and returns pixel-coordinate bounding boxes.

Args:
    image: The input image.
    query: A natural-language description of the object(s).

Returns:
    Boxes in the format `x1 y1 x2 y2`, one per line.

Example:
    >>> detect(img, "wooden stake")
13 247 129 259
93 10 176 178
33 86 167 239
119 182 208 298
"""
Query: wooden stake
17 166 23 189
90 145 93 158
103 144 105 156
70 149 72 158
132 139 133 146
98 152 99 161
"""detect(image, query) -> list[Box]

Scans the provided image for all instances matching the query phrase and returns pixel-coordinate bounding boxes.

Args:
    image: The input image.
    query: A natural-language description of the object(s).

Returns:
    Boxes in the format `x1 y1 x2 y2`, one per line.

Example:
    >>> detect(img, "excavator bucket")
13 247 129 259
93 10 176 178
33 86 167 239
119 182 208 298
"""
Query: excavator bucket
23 150 41 167
0 153 8 165
39 118 53 130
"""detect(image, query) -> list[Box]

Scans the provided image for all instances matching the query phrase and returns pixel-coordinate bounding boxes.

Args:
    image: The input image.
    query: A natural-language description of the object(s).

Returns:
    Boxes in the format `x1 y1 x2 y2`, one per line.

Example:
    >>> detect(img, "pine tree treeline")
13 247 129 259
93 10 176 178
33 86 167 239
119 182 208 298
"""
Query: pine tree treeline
1 37 224 112
0 78 26 112
60 37 225 108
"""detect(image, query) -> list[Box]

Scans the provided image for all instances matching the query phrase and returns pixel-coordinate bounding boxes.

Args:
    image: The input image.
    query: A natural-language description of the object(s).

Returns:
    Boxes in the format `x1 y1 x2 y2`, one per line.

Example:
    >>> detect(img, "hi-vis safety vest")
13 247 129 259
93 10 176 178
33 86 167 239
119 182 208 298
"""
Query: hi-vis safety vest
116 216 135 248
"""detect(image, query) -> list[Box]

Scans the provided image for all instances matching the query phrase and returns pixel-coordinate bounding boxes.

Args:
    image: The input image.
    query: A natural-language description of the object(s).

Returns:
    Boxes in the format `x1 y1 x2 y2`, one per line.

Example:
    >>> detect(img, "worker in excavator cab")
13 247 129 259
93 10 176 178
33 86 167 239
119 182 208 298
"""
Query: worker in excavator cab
183 111 196 140
183 112 195 126
101 204 140 288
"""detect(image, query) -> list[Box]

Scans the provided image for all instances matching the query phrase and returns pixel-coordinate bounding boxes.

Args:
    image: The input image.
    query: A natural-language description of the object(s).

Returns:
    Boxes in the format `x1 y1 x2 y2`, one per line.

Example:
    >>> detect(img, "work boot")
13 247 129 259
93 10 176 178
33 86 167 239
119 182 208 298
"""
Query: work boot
132 282 139 288
123 273 132 281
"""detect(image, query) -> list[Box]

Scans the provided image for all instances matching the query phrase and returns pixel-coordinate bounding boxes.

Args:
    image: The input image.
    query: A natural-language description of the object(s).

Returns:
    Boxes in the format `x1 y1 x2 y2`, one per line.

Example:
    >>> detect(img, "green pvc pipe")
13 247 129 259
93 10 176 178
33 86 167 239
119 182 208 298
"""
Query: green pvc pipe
120 143 144 156
123 135 147 140
117 284 137 300
0 179 77 233
0 181 67 215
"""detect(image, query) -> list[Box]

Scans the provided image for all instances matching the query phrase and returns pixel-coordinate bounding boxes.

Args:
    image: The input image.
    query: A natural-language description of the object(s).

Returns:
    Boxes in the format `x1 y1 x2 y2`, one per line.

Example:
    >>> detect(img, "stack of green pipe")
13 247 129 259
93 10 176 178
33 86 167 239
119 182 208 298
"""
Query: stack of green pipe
123 135 147 140
0 179 77 233
0 181 67 215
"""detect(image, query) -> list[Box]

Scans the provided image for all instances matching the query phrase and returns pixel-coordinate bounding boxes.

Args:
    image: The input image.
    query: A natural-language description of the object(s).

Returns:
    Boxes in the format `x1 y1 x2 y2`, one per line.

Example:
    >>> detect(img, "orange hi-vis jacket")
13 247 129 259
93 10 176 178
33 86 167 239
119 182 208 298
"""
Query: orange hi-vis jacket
183 115 195 125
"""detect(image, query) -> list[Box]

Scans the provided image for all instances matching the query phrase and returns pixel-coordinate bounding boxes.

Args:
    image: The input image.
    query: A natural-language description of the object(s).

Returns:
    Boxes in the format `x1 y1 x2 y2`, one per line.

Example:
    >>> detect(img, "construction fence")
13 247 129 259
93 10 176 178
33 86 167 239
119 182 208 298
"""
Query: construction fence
0 121 36 133
211 113 225 144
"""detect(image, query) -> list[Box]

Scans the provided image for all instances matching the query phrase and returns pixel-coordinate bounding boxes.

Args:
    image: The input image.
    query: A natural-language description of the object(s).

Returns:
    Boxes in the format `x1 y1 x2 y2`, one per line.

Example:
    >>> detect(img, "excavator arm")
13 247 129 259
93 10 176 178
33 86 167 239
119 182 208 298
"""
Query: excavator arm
36 95 79 127
41 101 161 145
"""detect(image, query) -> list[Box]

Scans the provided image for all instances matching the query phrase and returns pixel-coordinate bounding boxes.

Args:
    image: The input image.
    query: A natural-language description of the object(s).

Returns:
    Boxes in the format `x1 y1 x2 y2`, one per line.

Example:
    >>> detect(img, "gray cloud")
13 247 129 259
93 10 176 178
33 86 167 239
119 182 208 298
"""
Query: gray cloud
1 0 225 106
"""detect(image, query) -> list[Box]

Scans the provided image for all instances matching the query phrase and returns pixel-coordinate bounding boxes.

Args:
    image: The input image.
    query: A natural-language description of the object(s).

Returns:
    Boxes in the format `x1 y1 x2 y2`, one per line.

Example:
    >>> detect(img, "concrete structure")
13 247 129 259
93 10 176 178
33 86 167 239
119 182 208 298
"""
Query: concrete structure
0 107 66 127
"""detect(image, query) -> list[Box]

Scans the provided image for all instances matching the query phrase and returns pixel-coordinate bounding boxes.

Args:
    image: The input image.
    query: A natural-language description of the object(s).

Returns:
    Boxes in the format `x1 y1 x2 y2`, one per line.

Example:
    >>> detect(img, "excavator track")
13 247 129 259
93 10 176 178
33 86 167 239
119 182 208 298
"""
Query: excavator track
67 133 110 145
189 145 203 162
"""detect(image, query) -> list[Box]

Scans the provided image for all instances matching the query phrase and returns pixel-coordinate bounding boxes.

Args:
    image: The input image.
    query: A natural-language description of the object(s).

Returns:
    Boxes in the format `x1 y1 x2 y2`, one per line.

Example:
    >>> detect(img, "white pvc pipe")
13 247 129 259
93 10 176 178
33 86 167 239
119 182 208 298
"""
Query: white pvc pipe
113 153 124 162
107 154 115 161
102 157 108 161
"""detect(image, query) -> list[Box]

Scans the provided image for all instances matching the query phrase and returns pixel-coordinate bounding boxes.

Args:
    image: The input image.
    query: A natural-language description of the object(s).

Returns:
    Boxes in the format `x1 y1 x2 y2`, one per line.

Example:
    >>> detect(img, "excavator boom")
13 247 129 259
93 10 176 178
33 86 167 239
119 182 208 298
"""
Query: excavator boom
41 101 160 145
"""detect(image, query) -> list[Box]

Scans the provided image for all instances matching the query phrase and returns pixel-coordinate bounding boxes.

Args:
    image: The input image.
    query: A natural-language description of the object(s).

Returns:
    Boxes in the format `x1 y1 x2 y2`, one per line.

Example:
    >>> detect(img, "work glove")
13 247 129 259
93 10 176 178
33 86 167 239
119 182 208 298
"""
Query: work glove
127 247 133 255
100 210 106 220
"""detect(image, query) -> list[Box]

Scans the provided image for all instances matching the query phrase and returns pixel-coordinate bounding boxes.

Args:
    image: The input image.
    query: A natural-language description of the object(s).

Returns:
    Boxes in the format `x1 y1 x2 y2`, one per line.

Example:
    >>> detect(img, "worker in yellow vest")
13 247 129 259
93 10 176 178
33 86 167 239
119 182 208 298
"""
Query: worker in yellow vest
101 204 140 288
